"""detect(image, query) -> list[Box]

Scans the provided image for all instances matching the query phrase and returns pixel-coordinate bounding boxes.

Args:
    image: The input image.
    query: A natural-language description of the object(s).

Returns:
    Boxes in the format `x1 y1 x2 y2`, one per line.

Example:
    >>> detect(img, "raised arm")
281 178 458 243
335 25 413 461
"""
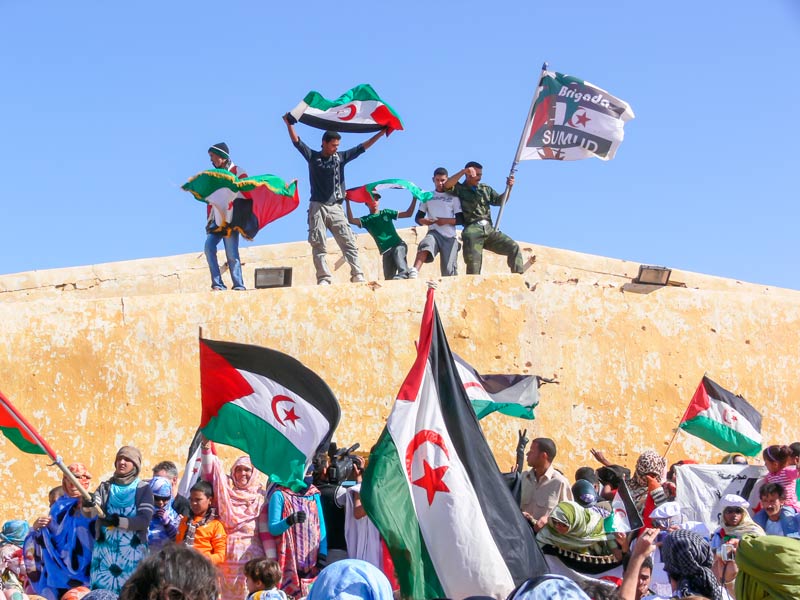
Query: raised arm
361 127 388 151
398 195 417 219
345 198 362 227
444 168 467 191
283 113 300 144
618 528 658 600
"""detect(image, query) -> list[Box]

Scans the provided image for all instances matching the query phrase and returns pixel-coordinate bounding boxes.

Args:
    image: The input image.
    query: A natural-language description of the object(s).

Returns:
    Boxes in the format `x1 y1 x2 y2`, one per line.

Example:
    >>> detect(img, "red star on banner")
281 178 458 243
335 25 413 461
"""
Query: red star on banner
412 460 450 505
283 407 300 426
575 112 591 127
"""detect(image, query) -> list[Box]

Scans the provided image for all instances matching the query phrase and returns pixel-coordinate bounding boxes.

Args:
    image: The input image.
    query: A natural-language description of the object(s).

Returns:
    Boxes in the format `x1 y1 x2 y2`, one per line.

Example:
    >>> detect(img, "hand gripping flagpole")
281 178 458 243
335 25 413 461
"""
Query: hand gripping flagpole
0 390 104 517
495 62 549 230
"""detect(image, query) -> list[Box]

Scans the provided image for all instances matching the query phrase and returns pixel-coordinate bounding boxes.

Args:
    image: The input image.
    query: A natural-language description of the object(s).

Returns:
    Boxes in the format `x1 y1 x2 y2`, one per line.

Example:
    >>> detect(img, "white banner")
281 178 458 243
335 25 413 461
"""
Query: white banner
675 464 766 532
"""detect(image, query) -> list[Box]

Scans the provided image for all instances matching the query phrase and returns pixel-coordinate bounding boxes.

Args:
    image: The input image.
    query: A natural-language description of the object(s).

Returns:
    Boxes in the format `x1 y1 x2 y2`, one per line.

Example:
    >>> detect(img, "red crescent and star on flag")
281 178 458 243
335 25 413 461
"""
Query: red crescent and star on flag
568 109 591 128
336 104 357 121
405 429 451 505
271 395 301 428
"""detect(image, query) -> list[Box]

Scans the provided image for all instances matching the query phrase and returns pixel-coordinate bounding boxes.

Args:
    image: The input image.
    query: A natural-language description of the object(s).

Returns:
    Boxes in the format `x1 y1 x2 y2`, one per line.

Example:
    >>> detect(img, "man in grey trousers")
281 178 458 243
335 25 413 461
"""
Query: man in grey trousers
283 114 388 285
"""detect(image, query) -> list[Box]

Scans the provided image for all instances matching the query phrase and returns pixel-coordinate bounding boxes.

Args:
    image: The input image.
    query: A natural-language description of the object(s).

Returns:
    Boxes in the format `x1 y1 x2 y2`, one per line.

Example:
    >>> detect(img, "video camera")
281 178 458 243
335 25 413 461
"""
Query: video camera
327 442 361 485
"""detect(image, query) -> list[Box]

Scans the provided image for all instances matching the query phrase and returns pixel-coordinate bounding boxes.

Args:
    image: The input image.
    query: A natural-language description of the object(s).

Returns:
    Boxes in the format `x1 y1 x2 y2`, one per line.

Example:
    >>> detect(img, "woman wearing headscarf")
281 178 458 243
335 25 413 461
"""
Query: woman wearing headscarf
306 559 392 600
535 501 621 560
82 446 154 593
201 441 269 600
660 529 723 600
735 534 800 599
23 463 96 600
629 451 668 513
1 520 31 598
146 477 180 551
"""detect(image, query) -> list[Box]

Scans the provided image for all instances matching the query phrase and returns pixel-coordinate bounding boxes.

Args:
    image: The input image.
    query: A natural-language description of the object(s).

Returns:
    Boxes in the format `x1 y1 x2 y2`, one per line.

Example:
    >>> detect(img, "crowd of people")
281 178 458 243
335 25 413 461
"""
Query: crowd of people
1 435 798 599
201 118 526 291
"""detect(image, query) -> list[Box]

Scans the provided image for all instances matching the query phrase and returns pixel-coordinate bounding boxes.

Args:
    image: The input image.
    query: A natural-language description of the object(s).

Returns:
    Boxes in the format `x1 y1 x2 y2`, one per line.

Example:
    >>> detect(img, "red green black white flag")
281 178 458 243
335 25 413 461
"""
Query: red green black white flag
0 389 52 456
199 338 341 492
345 179 432 204
287 84 404 134
679 376 762 456
361 288 547 599
521 70 634 161
183 169 299 240
452 352 544 420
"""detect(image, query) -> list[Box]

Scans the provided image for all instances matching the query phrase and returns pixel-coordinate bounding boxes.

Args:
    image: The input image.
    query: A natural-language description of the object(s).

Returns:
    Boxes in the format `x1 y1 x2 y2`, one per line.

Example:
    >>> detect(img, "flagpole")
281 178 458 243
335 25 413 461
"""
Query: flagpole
495 61 548 230
0 390 103 516
662 372 707 460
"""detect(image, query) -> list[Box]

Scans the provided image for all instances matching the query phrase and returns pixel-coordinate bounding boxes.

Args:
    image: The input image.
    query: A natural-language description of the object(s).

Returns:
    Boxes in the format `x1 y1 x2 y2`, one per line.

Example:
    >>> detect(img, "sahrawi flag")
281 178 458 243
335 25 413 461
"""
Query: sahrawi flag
0 389 47 455
361 288 546 600
346 179 433 204
199 338 340 491
679 375 762 456
452 352 545 420
183 169 299 240
288 84 403 133
521 70 634 161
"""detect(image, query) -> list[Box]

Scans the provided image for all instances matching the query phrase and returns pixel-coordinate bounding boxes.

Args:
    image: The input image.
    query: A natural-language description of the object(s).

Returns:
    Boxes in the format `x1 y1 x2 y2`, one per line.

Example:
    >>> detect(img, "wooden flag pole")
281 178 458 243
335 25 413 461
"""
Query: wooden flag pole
495 62 548 230
0 390 104 516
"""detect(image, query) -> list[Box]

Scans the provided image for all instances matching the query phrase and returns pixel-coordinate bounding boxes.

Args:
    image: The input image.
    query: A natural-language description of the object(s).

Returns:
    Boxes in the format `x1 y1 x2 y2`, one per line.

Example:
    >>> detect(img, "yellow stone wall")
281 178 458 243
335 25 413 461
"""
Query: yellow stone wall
2 229 799 520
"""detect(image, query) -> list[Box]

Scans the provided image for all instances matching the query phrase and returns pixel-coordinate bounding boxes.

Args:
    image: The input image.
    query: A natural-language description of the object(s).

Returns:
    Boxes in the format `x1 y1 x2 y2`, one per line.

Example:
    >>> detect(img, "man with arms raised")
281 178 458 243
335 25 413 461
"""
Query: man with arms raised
283 115 389 285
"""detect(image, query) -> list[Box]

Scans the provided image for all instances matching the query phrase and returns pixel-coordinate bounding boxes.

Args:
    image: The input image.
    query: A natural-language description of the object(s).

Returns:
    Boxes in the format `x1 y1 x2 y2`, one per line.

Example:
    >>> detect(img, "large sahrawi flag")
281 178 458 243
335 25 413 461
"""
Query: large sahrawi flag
678 375 762 456
199 338 340 492
288 84 403 133
183 169 299 240
452 352 542 420
346 179 433 204
361 288 547 600
520 71 634 161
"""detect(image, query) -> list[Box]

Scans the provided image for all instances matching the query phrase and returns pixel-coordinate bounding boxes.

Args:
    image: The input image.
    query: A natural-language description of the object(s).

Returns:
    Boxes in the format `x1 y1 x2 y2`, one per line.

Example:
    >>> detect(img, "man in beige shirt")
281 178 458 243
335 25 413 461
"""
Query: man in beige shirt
520 437 572 532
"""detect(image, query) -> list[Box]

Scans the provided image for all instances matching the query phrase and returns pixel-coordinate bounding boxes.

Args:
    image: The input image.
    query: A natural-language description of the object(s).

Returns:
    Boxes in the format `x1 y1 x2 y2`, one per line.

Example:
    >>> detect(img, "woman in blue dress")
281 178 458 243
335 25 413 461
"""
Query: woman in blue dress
83 446 154 593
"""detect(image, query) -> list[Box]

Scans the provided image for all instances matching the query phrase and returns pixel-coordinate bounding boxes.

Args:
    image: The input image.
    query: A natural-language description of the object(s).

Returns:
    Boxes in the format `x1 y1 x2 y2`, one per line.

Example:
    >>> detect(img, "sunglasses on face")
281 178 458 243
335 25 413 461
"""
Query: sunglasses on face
723 507 744 514
154 495 171 503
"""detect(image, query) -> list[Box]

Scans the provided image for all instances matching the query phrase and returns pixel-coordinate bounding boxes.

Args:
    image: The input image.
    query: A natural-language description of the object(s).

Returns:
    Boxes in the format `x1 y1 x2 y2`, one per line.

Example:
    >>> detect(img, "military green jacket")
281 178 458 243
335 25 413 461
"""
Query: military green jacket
450 182 501 225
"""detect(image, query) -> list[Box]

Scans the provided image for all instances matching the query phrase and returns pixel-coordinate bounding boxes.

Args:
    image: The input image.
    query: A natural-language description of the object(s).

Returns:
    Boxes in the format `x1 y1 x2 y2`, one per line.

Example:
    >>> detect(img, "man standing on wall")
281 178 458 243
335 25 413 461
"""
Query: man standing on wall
445 161 524 275
283 115 389 285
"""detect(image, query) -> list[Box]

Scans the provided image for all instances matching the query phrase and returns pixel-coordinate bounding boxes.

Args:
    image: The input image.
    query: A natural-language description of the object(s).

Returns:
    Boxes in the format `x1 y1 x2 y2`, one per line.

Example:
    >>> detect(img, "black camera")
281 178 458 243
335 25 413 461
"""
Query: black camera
327 442 360 485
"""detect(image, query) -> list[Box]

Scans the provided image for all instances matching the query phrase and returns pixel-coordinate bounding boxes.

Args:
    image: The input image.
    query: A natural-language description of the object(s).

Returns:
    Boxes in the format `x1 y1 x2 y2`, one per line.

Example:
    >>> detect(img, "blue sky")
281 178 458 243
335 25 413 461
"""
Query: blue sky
2 1 798 290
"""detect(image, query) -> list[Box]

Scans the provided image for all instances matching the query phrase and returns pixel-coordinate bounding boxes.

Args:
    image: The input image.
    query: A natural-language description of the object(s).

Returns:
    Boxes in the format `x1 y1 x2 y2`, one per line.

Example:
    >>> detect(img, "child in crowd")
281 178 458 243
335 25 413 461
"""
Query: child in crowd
762 444 800 510
243 558 287 600
176 480 227 565
147 476 181 551
345 193 417 280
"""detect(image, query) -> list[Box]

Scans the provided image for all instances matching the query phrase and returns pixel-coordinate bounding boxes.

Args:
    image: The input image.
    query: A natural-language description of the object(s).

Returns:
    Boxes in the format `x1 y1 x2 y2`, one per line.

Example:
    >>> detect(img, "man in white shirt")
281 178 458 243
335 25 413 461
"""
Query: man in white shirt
410 167 463 277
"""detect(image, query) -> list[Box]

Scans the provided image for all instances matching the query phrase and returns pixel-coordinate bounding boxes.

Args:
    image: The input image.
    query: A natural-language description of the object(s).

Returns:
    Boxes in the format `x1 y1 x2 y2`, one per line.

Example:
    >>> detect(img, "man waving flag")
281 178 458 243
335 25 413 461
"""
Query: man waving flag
361 288 547 599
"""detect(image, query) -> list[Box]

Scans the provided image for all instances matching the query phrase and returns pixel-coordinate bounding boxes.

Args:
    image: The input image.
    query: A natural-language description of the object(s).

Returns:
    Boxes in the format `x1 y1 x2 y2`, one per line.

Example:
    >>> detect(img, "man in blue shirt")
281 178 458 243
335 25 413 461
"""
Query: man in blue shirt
283 115 388 285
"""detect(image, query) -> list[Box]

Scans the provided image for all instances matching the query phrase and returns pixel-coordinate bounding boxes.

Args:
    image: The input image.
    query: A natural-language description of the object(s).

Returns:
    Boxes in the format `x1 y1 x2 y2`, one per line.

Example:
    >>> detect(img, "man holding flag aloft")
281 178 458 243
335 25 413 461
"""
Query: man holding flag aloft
444 162 524 275
283 115 390 286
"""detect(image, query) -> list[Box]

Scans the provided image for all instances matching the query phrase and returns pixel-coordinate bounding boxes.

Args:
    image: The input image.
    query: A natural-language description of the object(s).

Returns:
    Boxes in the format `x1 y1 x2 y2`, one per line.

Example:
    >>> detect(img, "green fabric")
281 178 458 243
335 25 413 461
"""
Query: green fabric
735 535 800 600
680 414 762 456
182 168 297 202
535 500 614 554
361 429 445 600
0 425 45 454
451 182 501 224
360 209 402 253
365 179 433 203
302 84 403 125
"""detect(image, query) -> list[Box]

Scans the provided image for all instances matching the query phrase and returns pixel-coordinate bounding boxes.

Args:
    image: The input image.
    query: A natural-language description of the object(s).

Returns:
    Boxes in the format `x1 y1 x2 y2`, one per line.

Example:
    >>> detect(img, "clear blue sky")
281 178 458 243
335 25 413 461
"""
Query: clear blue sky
2 1 798 290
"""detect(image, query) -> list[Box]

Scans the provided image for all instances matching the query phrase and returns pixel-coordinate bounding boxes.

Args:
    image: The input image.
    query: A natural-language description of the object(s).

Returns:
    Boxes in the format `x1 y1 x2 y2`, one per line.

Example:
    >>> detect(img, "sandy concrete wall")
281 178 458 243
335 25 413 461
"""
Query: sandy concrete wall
1 232 798 519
